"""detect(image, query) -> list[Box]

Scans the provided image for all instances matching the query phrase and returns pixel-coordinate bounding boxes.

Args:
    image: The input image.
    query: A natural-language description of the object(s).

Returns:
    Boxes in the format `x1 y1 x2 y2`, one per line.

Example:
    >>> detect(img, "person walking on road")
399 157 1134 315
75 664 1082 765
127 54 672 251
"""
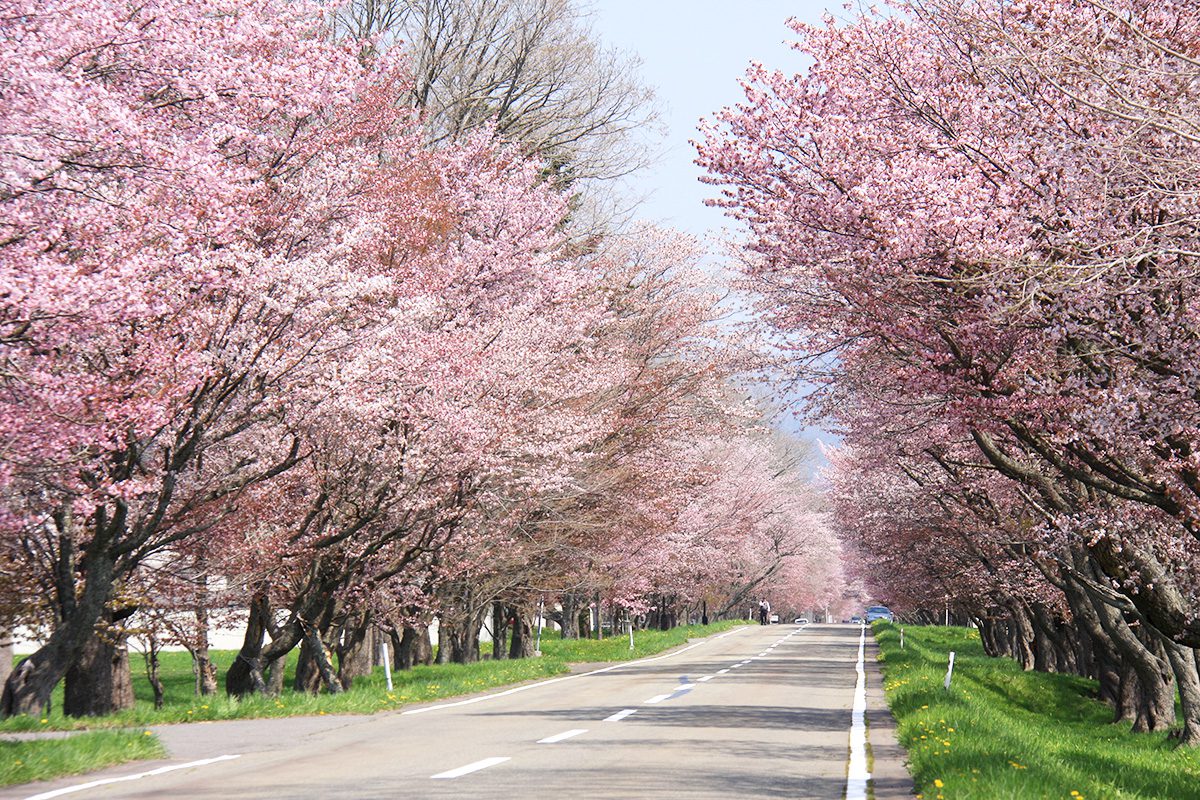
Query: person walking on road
758 599 770 625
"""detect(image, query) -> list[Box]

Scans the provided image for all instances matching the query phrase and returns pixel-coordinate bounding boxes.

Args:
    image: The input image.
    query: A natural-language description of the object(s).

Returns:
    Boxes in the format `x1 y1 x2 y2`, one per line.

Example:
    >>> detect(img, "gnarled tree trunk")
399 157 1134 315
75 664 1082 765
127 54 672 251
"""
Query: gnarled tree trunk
394 624 432 669
492 601 509 660
335 612 374 690
63 612 135 717
508 604 535 659
3 530 118 718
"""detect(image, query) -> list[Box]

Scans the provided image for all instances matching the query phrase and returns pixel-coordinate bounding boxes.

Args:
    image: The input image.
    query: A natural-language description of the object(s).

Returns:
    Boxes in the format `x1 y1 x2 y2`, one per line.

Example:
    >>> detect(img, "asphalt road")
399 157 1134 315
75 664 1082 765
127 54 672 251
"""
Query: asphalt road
5 623 912 800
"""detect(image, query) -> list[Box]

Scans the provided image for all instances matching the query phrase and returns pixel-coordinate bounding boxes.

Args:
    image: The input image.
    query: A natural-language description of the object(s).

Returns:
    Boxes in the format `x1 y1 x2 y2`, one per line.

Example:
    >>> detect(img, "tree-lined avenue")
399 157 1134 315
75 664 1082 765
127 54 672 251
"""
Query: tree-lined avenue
2 625 910 800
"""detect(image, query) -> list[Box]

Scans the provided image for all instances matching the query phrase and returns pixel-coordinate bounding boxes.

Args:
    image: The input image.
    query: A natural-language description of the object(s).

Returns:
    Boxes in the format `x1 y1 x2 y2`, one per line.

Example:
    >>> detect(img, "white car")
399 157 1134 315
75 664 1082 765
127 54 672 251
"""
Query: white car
865 605 895 623
769 613 780 623
794 617 809 624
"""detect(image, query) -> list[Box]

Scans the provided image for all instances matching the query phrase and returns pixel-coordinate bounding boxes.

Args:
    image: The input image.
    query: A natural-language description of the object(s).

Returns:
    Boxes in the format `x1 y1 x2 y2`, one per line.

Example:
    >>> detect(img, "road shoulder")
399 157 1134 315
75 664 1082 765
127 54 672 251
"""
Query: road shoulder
865 636 915 798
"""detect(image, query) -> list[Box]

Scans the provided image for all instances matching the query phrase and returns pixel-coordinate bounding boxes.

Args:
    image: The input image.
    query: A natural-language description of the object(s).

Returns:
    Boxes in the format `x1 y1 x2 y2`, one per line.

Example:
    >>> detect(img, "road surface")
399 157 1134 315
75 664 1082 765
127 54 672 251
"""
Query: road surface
4 623 912 799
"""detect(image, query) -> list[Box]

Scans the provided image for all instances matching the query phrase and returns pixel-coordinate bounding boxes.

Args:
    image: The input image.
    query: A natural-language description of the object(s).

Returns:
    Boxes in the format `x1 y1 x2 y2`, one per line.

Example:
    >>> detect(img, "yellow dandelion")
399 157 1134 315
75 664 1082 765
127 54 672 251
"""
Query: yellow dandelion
934 779 944 789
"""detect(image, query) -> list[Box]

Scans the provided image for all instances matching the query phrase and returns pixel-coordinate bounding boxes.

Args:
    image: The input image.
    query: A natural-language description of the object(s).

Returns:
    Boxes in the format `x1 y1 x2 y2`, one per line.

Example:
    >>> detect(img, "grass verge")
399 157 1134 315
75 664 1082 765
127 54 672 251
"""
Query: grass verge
874 622 1200 799
1 731 165 787
1 619 748 786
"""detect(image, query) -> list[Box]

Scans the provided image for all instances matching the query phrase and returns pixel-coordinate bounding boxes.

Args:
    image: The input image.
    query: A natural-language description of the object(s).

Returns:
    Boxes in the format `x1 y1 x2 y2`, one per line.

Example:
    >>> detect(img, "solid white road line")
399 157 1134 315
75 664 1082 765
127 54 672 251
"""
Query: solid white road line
24 755 241 800
604 709 637 722
846 624 872 800
644 693 672 704
431 757 511 779
537 729 588 744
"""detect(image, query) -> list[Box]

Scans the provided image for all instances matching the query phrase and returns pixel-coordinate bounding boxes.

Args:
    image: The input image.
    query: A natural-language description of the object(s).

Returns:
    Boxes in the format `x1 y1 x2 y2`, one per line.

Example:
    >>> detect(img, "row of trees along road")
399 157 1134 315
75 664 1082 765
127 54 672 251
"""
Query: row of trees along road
700 0 1200 746
0 0 845 717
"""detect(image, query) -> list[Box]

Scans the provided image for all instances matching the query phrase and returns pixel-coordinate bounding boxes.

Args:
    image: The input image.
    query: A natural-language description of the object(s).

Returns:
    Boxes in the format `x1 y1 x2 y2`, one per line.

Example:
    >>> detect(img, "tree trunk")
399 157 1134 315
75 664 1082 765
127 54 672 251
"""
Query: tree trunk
594 591 603 639
144 637 165 710
1089 594 1175 732
265 652 288 696
395 625 432 669
3 541 118 718
227 574 332 697
303 624 343 694
63 619 135 717
335 612 373 690
193 603 218 696
1061 572 1121 705
1030 605 1056 673
0 628 12 692
492 601 509 660
559 593 579 639
977 616 1002 658
1165 642 1200 746
439 610 485 664
295 635 329 693
225 591 271 697
508 604 535 659
1005 600 1036 671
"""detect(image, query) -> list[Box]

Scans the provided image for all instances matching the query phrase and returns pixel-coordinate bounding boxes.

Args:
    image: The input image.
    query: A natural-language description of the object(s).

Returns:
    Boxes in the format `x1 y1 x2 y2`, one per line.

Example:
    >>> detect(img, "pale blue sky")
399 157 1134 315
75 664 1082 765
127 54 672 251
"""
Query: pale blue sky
591 1 833 238
591 1 841 460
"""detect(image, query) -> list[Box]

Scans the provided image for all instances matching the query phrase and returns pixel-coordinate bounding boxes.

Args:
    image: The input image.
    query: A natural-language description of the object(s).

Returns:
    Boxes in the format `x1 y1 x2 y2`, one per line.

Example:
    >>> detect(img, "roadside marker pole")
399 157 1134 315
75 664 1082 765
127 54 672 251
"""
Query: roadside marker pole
535 597 544 656
628 619 634 650
381 637 393 692
900 628 904 650
944 651 956 690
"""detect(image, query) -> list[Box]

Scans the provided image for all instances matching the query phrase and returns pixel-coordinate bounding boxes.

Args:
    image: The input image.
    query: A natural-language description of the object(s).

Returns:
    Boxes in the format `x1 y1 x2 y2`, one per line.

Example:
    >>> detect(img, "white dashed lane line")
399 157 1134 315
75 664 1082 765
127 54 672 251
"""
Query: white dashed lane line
431 757 511 780
604 709 637 722
537 729 588 744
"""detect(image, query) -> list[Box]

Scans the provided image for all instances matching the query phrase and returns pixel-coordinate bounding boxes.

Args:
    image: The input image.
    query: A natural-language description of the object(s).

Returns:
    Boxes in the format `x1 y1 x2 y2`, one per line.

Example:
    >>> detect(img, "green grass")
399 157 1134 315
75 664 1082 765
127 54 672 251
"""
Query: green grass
874 622 1200 799
538 618 746 662
0 731 165 787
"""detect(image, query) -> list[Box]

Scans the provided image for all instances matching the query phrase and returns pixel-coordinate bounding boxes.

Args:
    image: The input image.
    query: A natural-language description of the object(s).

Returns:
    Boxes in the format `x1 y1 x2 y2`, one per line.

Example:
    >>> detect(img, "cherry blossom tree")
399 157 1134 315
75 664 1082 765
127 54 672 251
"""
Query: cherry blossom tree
0 0 414 716
699 0 1200 742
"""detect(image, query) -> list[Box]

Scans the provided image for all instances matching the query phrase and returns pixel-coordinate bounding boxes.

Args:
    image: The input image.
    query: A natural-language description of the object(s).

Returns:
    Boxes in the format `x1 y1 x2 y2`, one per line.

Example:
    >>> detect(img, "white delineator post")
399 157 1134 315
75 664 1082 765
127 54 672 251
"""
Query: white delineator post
381 636 393 692
628 618 634 651
944 651 956 690
534 597 544 656
900 628 904 650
